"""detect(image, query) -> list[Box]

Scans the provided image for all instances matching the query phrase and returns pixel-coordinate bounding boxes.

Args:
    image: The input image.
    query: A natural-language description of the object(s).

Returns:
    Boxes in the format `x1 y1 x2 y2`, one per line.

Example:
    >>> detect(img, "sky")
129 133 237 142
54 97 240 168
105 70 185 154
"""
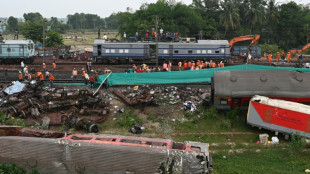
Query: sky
0 0 309 19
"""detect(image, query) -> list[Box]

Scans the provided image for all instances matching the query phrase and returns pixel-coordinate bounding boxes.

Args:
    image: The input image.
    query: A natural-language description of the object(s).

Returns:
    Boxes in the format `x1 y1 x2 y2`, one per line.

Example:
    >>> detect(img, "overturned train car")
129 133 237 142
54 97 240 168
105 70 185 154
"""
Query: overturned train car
247 95 310 138
0 133 213 174
213 70 310 109
93 39 230 64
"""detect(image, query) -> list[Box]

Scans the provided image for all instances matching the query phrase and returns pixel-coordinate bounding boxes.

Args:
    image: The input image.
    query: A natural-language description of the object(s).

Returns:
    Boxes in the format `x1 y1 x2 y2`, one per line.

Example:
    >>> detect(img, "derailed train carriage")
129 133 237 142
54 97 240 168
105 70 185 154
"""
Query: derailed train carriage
0 39 36 63
213 70 310 110
0 133 213 174
93 39 230 64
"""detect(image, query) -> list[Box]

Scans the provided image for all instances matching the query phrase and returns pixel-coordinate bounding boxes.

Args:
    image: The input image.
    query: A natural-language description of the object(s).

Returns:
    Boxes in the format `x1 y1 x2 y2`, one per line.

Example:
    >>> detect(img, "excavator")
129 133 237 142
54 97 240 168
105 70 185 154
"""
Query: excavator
290 43 310 54
229 34 261 51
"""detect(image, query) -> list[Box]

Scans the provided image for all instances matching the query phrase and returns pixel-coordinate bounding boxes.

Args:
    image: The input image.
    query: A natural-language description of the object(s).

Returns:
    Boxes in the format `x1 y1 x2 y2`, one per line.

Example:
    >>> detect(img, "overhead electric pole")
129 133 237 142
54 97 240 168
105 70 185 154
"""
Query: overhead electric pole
155 16 159 67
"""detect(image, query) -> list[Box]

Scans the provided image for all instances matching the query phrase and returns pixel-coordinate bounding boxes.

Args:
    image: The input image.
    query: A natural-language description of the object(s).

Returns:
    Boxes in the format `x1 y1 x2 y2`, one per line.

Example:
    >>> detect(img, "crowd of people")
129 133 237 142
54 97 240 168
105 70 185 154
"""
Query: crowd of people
18 60 99 88
125 60 225 73
19 61 56 87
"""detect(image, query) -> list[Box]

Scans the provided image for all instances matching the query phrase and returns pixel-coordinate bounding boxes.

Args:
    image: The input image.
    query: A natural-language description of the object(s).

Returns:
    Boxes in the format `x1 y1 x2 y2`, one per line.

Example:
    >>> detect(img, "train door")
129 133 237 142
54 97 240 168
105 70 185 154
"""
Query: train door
149 44 155 58
169 45 173 58
145 45 150 58
97 45 102 57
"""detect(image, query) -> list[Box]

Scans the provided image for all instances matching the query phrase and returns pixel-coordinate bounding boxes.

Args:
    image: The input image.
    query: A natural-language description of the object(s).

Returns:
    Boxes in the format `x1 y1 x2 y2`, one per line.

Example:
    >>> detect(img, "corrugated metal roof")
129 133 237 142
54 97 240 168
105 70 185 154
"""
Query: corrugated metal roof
214 70 310 98
0 40 33 44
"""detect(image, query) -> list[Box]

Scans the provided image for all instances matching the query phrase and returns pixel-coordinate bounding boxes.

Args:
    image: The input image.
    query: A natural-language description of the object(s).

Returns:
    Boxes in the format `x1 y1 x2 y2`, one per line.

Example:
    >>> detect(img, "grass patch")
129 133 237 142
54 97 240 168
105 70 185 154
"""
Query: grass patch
213 148 310 174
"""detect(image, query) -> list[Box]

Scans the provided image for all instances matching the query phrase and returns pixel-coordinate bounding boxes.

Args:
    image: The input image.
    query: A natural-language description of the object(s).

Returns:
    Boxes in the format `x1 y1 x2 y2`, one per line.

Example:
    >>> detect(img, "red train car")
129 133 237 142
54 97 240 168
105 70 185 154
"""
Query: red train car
247 95 310 138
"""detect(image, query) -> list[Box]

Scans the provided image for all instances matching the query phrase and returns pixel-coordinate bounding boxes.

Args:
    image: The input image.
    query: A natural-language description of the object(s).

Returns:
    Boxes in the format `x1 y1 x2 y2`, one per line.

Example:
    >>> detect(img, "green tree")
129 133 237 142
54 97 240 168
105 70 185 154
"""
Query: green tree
277 2 307 49
22 22 43 43
7 16 18 32
244 0 266 32
219 1 240 37
105 13 119 30
23 12 43 22
45 31 64 47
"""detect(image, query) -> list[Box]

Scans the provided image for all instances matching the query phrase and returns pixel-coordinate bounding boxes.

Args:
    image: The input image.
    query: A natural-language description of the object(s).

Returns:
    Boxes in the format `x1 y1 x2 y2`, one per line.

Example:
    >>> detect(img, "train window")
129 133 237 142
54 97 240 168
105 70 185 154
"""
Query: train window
188 50 193 54
207 50 212 54
20 48 24 52
7 48 11 52
220 100 227 105
221 49 225 53
174 50 179 54
120 139 141 144
163 50 168 54
71 136 92 140
105 49 110 53
202 50 206 54
119 49 124 53
96 138 116 141
215 51 220 54
111 49 115 53
125 49 129 53
0 46 2 54
196 50 201 54
146 141 167 146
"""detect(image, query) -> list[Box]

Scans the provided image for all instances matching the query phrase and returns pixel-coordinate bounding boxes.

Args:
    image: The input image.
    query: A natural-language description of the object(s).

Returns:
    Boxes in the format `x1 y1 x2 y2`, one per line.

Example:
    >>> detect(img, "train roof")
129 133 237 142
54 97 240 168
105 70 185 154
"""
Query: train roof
94 39 229 45
197 40 229 45
0 40 34 45
214 70 310 98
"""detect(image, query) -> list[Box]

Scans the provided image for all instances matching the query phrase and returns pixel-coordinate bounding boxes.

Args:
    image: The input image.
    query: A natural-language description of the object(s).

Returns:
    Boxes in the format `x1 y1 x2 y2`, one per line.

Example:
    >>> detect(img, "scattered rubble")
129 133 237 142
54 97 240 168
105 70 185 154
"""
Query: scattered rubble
113 85 211 111
0 81 110 132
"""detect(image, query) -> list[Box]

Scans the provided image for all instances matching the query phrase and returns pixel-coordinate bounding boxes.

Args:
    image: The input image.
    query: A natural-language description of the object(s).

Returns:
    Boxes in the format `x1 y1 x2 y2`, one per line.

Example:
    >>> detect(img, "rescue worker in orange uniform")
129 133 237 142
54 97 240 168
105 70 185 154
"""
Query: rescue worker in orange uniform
191 61 196 70
268 53 272 63
202 61 206 69
52 61 56 73
39 73 44 83
264 53 267 60
183 61 188 70
287 52 291 62
18 71 23 81
220 61 224 67
49 74 55 87
162 62 168 71
276 52 280 62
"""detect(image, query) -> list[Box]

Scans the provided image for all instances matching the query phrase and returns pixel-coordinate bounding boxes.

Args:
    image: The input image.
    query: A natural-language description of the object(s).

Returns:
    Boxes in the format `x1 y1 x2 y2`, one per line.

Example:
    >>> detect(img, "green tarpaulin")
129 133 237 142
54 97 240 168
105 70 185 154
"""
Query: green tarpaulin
97 64 310 86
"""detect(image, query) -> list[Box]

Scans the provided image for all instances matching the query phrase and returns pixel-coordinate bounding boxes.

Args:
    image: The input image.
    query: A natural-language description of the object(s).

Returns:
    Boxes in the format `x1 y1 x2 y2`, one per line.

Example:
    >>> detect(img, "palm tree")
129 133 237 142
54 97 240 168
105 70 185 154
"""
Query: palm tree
219 1 240 37
244 0 266 32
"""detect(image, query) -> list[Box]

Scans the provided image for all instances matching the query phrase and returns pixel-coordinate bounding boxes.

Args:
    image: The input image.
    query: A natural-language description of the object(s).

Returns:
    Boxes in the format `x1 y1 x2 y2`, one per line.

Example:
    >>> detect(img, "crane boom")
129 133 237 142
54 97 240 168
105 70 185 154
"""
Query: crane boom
229 35 260 51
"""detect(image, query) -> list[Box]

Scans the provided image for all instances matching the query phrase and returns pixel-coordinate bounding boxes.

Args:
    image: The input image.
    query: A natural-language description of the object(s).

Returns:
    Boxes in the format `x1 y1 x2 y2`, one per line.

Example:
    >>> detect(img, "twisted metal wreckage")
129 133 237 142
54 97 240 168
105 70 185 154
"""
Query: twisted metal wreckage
0 80 110 132
0 81 213 173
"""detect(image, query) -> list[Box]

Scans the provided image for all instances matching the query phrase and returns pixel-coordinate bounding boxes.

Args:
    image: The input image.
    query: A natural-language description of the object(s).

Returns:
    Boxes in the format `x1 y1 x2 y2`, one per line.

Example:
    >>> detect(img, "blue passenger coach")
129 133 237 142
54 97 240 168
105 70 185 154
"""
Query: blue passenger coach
93 39 230 63
0 40 35 63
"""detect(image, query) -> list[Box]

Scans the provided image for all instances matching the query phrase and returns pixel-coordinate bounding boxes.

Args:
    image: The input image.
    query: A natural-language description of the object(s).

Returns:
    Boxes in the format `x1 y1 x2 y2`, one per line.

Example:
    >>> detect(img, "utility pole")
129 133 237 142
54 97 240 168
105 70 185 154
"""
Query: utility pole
42 20 46 63
155 16 159 67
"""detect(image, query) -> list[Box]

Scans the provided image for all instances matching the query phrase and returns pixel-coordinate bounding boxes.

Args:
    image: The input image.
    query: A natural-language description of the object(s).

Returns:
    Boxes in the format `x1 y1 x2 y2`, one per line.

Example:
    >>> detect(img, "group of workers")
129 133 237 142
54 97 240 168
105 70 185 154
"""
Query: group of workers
19 61 55 86
127 60 225 73
178 60 224 71
264 51 292 63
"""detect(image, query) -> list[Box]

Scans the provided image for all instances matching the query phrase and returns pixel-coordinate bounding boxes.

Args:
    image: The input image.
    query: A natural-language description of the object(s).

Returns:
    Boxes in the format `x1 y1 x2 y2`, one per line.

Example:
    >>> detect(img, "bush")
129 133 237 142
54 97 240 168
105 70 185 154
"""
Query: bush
115 109 142 128
202 106 218 119
225 108 246 128
0 163 39 174
260 44 281 56
287 134 306 156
